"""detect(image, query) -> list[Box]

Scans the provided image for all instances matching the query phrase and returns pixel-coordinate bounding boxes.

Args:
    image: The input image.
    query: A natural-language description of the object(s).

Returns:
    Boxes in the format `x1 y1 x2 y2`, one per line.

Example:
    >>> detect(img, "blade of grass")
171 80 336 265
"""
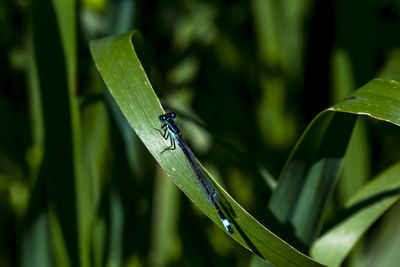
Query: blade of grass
269 110 356 246
106 192 123 267
310 163 400 267
355 202 400 267
28 0 81 266
21 213 52 267
331 48 369 205
269 79 400 247
81 94 110 267
90 31 324 267
26 27 44 186
51 1 94 266
330 79 400 126
149 167 181 267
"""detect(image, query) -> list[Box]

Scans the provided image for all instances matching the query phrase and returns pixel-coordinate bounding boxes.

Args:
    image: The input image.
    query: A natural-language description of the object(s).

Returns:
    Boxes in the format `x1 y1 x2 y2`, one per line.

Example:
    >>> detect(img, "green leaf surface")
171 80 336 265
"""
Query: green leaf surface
329 79 400 126
269 79 400 246
90 31 323 267
22 213 52 267
81 95 109 267
269 111 356 246
149 169 181 267
310 163 400 267
331 48 369 205
29 0 80 266
354 202 400 267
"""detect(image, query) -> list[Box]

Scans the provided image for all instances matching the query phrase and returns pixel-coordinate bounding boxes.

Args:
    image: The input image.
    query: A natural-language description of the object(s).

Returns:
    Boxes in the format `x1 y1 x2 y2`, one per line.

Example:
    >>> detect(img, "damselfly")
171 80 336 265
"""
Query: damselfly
157 112 234 234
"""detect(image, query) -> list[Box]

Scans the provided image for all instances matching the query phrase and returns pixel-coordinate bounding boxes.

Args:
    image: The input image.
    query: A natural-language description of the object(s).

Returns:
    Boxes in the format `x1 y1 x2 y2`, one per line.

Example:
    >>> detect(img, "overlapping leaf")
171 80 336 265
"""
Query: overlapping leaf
90 30 400 266
90 31 323 267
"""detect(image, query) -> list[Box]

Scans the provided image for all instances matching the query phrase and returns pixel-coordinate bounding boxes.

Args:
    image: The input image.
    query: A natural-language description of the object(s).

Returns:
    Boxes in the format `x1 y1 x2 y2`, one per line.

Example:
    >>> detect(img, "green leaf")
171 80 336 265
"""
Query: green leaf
269 111 356 245
149 170 181 266
21 213 52 267
329 79 400 126
81 93 110 267
354 203 400 266
90 31 324 267
331 48 369 205
310 163 400 267
269 79 400 246
26 0 82 266
106 193 124 267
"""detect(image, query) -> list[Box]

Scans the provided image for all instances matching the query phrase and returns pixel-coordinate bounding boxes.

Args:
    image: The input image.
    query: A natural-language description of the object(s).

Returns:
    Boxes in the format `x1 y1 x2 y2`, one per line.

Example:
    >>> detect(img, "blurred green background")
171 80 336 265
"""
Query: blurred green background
1 0 400 266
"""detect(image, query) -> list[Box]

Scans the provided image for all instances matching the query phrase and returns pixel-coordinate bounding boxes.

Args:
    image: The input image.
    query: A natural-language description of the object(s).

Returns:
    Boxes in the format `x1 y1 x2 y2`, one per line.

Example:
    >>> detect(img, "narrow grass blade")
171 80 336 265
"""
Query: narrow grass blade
90 31 324 267
310 163 400 267
269 79 400 247
27 1 81 266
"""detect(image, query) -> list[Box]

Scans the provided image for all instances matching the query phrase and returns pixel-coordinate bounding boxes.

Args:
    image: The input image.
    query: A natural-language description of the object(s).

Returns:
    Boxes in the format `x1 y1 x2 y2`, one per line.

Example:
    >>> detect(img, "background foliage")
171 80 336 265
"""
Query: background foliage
1 0 400 266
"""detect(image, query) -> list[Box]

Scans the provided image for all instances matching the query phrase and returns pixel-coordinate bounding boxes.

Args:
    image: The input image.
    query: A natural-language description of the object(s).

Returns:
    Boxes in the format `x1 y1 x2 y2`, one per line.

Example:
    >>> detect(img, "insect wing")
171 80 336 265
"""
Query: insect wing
179 139 218 204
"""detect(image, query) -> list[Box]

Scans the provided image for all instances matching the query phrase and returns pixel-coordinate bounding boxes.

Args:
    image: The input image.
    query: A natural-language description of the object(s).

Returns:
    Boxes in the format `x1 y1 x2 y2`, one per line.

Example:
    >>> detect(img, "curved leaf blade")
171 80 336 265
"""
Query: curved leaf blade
89 31 324 267
28 0 80 266
330 79 400 126
269 110 356 245
269 79 400 247
310 163 400 267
